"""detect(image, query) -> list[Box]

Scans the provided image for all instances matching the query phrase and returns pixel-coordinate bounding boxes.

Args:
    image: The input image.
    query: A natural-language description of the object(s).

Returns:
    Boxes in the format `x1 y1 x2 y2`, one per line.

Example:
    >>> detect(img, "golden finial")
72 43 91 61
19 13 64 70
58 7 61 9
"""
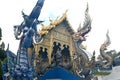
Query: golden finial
49 17 53 22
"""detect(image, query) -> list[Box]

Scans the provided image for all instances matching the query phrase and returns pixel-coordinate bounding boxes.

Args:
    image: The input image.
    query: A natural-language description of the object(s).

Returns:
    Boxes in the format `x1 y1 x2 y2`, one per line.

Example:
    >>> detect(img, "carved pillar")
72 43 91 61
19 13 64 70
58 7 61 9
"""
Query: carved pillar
49 32 53 64
70 36 73 61
28 48 33 66
34 44 39 66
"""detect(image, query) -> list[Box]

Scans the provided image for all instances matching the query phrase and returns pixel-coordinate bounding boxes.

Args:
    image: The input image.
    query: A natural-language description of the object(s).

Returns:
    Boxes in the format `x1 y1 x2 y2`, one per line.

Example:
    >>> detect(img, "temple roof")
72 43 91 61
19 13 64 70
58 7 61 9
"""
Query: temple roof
38 11 75 35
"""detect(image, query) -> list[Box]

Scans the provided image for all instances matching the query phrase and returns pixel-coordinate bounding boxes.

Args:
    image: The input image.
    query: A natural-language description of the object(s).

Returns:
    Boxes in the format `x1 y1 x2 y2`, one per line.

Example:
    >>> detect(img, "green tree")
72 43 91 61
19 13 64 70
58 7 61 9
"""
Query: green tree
0 27 6 80
0 49 6 61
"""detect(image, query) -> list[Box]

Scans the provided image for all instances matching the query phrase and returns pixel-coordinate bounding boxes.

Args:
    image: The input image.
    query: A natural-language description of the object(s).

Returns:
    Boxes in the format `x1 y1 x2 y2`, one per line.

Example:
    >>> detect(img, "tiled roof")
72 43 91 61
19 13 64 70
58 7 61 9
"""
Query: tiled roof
38 11 75 35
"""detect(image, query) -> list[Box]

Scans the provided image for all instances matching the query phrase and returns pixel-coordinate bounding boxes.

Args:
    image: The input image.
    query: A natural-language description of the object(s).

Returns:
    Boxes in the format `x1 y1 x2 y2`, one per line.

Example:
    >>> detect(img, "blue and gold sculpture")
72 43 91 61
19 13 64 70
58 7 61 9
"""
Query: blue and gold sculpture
5 0 45 80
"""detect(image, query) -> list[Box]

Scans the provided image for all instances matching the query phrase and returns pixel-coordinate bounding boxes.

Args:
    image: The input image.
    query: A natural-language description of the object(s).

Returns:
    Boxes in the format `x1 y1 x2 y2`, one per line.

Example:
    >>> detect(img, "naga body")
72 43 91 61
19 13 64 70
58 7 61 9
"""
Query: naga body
72 5 95 79
13 0 45 66
100 31 113 68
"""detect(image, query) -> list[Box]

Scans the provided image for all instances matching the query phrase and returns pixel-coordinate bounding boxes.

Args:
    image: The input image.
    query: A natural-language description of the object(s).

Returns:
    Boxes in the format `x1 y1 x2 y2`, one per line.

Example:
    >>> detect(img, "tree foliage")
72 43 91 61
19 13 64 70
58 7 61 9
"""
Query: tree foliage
0 28 6 79
0 49 6 61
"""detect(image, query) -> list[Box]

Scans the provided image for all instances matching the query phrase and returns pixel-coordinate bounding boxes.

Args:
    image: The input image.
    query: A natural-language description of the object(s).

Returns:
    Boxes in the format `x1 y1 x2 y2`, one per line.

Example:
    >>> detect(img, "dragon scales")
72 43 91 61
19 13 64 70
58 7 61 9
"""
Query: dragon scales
100 31 113 68
72 4 95 79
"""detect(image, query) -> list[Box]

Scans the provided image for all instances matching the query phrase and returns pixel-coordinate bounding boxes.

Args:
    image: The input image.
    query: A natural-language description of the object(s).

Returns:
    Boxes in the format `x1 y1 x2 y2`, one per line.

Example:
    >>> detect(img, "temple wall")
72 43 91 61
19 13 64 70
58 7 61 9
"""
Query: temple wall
36 23 75 64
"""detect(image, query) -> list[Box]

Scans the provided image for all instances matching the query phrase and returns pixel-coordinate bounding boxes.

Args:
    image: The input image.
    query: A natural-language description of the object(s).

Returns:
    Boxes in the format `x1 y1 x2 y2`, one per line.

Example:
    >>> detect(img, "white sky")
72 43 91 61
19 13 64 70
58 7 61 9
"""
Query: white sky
0 0 120 57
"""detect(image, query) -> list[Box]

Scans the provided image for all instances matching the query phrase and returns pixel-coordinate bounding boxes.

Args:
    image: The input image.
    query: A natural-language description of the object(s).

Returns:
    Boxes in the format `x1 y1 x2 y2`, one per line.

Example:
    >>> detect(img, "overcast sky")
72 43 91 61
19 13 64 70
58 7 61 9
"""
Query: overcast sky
0 0 120 57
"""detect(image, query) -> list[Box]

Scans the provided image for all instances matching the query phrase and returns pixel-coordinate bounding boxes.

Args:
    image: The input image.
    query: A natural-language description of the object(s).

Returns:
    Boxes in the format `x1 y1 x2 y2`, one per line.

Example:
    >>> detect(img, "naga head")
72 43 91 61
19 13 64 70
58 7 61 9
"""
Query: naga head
80 3 91 37
74 3 91 42
100 31 111 51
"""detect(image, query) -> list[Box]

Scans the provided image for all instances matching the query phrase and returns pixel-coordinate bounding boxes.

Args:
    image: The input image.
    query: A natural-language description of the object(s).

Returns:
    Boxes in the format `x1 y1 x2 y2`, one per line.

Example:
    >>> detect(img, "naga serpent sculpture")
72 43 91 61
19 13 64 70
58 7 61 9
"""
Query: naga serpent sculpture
100 31 113 67
72 4 95 79
5 0 45 79
13 0 45 66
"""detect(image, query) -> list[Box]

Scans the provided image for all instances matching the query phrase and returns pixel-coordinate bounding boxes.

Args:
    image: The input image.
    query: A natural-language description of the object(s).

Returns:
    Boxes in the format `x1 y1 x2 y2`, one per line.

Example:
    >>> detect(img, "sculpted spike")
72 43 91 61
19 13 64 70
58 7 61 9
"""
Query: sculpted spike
79 4 91 38
49 17 53 22
77 23 81 32
86 3 89 13
83 3 91 28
